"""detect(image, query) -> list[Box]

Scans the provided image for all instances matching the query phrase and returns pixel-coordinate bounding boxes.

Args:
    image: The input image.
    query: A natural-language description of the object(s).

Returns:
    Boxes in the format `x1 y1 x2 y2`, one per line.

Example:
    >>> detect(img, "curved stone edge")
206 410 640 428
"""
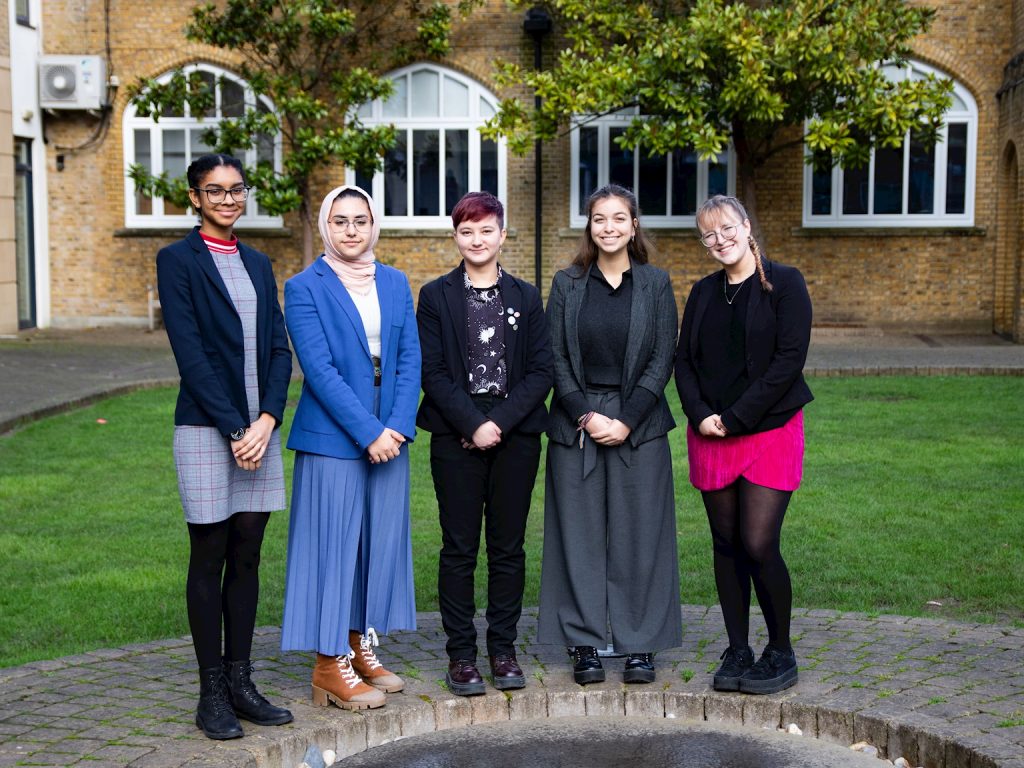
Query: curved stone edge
804 366 1024 377
218 686 1019 768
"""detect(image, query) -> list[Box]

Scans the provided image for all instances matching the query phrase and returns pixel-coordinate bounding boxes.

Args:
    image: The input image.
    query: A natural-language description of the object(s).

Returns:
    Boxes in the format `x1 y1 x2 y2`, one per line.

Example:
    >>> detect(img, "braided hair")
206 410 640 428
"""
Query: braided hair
697 195 773 293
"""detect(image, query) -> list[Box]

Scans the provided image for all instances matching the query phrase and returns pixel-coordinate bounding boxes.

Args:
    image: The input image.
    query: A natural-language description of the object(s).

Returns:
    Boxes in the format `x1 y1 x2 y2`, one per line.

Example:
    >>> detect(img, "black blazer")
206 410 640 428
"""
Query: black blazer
547 261 678 447
157 227 292 437
416 265 553 438
675 259 813 434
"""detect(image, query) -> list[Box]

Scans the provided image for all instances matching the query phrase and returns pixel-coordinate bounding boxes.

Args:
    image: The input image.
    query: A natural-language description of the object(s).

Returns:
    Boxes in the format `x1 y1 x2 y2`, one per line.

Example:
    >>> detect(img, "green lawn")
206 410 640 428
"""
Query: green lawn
0 377 1021 668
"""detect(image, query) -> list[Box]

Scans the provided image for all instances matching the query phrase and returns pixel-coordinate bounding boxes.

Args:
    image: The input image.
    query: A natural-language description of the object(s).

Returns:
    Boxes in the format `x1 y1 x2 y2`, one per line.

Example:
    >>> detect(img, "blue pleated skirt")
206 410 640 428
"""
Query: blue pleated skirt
280 446 417 656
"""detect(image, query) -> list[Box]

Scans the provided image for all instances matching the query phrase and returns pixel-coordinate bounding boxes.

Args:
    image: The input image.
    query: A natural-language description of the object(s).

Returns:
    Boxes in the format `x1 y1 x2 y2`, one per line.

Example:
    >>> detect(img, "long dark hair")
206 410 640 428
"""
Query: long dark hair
572 184 655 271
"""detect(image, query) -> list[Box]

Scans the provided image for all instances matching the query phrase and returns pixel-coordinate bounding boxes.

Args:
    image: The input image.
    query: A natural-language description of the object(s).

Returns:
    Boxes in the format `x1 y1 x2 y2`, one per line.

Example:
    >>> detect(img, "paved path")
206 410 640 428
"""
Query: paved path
1 608 1022 767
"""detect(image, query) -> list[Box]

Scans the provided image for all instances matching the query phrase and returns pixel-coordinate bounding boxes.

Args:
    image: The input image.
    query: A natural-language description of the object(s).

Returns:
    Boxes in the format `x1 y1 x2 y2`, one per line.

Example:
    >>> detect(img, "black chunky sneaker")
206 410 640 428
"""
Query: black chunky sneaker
569 646 605 685
712 645 755 691
623 653 656 684
739 644 798 694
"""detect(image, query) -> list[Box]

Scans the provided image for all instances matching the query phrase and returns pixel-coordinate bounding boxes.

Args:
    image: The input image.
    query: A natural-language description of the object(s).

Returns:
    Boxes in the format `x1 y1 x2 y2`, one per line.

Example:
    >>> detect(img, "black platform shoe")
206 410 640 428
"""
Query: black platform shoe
196 667 243 740
739 645 798 694
713 645 754 691
569 646 605 685
224 659 294 726
623 652 656 684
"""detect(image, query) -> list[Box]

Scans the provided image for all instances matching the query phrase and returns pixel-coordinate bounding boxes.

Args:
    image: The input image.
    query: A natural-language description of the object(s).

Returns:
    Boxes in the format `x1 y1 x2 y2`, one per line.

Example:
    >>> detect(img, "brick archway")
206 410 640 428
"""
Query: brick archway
996 142 1021 339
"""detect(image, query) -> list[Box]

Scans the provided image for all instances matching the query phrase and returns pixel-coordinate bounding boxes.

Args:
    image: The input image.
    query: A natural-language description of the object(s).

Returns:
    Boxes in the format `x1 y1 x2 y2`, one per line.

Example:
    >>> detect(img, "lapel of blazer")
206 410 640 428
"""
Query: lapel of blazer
498 268 521 373
442 265 469 378
314 256 372 360
689 270 717 353
376 267 393 360
622 260 651 385
187 228 236 313
564 264 589 387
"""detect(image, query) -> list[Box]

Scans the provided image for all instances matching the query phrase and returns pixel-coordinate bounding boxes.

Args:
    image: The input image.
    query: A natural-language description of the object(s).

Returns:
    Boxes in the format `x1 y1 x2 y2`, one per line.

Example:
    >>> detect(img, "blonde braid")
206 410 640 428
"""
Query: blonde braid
748 236 773 293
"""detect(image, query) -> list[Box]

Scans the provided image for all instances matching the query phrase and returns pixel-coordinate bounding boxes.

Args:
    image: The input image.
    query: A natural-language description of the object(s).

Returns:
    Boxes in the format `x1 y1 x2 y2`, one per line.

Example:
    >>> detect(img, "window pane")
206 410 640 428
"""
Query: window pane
908 130 935 214
811 151 831 216
946 123 967 214
950 92 967 112
578 126 599 216
708 153 729 197
873 143 903 214
638 147 667 216
671 149 698 216
355 169 373 194
383 132 408 216
443 77 469 117
163 130 187 214
15 0 28 22
479 96 495 119
383 76 407 118
356 100 372 119
413 130 439 216
608 127 633 190
196 71 216 119
411 70 440 117
221 78 245 118
481 137 498 196
190 129 215 160
445 130 469 215
134 130 153 215
842 163 869 214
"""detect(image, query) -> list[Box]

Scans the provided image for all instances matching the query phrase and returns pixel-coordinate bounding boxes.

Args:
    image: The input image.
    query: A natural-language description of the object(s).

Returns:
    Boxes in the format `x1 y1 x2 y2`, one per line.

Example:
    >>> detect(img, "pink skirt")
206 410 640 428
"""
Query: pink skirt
686 410 805 492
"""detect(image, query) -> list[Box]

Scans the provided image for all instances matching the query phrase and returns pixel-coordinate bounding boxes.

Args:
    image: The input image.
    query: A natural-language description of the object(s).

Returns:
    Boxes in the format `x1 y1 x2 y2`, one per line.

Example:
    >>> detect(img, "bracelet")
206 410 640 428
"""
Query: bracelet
577 411 595 429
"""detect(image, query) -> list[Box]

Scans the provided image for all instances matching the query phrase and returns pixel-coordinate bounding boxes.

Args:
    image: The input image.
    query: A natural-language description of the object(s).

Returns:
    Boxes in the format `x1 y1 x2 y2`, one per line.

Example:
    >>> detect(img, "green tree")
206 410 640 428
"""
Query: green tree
484 0 953 231
129 0 469 264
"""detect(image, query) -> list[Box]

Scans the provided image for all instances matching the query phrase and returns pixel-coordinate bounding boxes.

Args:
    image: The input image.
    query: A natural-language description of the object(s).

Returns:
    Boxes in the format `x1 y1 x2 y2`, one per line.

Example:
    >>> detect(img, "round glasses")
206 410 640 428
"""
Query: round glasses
192 186 250 203
329 216 372 232
698 223 739 247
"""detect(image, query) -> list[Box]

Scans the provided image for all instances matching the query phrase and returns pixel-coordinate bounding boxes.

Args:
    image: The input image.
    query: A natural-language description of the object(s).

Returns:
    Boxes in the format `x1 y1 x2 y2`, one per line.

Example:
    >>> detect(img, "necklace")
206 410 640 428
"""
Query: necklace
724 274 750 305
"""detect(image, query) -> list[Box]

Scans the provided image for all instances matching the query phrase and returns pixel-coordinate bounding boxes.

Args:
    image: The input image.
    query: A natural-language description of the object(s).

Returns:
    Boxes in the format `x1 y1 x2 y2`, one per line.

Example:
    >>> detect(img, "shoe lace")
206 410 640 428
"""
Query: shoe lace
629 653 653 664
571 646 598 663
335 653 363 689
357 627 383 670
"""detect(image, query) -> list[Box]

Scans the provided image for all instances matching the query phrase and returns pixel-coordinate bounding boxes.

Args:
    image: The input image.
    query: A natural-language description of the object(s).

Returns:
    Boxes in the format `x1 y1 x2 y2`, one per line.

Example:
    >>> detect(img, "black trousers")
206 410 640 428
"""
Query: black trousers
430 429 541 661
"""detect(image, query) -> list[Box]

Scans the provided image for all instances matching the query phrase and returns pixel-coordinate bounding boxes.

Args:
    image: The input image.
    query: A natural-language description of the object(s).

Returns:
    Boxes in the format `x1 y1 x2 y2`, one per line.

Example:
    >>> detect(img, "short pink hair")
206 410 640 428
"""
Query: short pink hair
451 191 504 229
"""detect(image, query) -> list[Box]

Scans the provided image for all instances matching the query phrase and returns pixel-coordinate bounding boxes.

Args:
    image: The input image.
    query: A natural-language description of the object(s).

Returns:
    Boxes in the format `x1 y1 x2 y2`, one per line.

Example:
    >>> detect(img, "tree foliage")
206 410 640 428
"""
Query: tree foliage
484 0 953 228
129 0 475 262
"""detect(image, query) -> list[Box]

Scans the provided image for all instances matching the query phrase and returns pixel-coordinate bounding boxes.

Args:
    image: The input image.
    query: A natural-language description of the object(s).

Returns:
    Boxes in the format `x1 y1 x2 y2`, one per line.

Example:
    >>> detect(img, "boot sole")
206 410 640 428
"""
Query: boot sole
712 673 743 691
739 668 798 695
491 674 526 691
623 669 656 684
573 668 606 685
312 684 385 710
235 710 294 726
367 679 405 693
445 672 486 696
195 714 243 740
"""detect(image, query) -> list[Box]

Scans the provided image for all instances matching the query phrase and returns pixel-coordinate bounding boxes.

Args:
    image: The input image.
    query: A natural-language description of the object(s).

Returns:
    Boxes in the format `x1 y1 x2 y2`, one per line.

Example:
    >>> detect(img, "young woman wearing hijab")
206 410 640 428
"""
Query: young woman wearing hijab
281 185 420 710
539 184 682 685
157 153 293 740
675 194 813 695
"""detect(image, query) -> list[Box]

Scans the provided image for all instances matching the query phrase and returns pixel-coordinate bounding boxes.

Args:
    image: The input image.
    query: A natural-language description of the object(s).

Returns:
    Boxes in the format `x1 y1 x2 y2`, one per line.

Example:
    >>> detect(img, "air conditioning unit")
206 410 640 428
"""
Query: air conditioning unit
39 55 106 110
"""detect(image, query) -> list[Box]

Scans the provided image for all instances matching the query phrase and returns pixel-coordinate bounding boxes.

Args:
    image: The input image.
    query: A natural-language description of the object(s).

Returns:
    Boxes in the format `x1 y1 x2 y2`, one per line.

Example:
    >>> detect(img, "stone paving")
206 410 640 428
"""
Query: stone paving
1 607 1022 767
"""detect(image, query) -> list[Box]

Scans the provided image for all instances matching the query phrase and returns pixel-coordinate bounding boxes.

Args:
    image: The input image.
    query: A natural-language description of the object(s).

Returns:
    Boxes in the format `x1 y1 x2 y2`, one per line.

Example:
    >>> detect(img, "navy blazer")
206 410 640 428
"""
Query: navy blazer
416 265 553 438
156 227 292 437
675 259 814 433
285 256 420 460
547 261 678 447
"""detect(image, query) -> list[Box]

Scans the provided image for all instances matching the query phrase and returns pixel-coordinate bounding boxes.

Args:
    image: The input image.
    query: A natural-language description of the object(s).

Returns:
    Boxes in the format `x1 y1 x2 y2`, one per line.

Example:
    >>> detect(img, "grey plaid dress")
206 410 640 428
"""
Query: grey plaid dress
172 241 286 524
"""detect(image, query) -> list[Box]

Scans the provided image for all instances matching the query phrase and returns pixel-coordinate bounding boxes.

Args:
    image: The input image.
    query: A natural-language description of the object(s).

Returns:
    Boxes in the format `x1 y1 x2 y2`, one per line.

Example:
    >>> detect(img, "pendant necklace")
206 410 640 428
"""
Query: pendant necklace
724 274 749 305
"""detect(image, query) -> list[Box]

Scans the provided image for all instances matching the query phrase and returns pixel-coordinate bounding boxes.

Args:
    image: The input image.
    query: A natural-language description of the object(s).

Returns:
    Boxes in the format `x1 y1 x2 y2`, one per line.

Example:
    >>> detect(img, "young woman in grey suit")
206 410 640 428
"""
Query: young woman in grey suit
539 184 682 684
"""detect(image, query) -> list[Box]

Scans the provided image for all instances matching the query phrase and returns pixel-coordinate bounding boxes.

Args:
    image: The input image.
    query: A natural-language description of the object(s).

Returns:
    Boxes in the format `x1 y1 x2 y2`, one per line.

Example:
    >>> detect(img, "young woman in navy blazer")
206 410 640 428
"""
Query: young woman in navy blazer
675 194 813 695
281 185 420 711
157 154 293 740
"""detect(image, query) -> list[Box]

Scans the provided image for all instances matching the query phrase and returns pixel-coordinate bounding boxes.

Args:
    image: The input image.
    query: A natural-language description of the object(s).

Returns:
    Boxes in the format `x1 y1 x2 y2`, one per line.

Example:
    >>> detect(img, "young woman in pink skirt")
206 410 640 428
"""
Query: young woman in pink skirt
675 195 813 695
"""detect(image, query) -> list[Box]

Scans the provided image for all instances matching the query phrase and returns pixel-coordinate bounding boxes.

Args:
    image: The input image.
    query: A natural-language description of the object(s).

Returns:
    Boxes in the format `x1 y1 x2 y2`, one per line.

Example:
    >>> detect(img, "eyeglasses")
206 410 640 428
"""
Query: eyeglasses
698 223 739 247
329 216 372 232
192 186 250 203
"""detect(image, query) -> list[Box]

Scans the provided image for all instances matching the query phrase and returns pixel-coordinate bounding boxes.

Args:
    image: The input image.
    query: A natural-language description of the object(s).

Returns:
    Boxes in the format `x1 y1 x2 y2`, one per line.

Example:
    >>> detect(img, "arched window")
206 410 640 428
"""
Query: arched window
570 107 736 228
349 64 506 229
123 63 282 228
803 60 977 227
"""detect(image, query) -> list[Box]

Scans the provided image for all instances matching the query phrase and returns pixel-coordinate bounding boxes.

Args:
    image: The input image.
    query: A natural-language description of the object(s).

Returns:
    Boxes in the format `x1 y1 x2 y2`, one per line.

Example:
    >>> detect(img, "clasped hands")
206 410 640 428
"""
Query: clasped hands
368 428 407 464
584 413 631 446
230 412 277 471
461 420 502 451
699 414 728 437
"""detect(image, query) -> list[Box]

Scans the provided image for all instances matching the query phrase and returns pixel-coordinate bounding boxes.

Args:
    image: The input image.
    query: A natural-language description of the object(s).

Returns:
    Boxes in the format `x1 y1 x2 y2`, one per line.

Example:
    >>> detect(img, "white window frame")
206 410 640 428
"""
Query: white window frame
569 108 736 229
347 63 507 230
123 63 283 229
802 60 977 228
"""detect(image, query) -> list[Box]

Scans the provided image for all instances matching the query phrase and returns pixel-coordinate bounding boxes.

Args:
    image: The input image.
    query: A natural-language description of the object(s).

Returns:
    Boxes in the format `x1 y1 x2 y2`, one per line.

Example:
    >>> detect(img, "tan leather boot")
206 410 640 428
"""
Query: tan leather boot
349 629 405 693
311 652 386 710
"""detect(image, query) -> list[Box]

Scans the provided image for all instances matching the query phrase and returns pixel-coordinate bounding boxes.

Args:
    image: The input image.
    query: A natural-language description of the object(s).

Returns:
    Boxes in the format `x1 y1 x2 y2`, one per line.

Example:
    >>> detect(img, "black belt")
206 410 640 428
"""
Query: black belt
372 355 382 386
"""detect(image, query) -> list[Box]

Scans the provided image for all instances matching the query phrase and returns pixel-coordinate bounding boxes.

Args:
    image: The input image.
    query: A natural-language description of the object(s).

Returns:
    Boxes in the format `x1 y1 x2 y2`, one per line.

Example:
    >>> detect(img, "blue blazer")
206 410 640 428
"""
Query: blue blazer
285 256 421 459
156 227 292 437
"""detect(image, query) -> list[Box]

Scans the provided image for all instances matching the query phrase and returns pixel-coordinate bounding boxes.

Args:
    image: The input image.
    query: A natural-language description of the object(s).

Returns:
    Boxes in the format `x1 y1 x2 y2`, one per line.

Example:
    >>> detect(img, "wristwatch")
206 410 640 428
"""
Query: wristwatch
230 427 248 441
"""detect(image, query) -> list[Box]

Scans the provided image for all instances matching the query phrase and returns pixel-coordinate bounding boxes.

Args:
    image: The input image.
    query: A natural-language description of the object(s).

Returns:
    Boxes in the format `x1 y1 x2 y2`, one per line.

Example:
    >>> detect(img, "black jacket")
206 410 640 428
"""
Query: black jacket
416 265 553 438
675 259 813 434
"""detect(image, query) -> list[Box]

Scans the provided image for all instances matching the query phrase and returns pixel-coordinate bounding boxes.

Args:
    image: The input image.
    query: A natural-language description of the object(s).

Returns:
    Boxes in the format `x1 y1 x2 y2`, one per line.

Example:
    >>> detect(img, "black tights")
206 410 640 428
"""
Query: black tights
701 478 793 652
186 512 270 669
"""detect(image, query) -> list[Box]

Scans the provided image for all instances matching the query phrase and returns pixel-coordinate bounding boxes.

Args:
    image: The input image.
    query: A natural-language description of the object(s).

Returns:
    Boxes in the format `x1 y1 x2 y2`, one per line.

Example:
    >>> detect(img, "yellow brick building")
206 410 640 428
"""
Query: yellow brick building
3 0 1024 341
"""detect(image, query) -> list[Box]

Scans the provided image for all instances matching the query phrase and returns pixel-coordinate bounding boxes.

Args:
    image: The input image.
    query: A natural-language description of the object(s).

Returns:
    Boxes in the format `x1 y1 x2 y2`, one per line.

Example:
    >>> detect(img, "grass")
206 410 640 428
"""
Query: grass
0 376 1021 668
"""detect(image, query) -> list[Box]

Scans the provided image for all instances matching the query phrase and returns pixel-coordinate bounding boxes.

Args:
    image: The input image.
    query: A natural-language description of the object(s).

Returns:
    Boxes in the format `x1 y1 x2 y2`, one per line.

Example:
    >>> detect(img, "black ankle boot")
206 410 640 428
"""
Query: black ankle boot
196 667 243 740
223 659 293 726
569 646 605 685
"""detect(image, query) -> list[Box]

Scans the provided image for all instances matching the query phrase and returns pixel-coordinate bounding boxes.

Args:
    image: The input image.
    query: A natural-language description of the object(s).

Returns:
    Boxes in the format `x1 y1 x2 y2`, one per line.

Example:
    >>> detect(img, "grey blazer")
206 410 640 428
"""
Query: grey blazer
546 260 678 447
